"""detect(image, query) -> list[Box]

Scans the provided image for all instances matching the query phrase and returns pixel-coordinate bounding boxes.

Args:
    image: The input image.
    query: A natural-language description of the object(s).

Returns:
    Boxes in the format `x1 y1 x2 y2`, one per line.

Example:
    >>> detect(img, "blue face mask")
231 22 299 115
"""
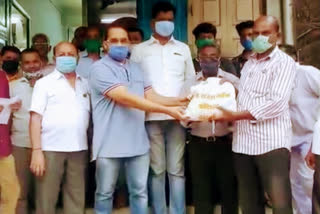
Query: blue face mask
108 45 129 62
155 21 174 37
56 56 77 73
241 39 253 51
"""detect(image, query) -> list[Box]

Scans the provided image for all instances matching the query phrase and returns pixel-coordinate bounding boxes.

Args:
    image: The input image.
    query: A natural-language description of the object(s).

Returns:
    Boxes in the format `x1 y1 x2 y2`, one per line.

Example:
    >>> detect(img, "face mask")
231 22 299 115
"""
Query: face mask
195 38 215 49
155 21 175 37
56 56 77 73
2 60 19 75
241 39 253 51
108 45 129 62
24 70 43 80
200 60 220 78
252 35 272 54
84 39 101 53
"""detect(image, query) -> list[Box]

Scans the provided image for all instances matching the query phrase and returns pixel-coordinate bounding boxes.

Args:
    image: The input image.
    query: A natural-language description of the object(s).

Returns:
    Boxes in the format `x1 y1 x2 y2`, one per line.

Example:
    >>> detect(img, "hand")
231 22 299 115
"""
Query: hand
305 150 316 170
219 77 231 85
167 106 188 121
209 106 236 121
177 97 190 107
9 99 22 112
30 150 46 177
0 105 3 113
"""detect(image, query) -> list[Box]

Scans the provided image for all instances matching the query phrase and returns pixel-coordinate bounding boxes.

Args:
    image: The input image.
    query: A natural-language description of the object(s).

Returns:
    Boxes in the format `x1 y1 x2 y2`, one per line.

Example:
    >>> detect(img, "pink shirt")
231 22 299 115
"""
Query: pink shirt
0 70 12 157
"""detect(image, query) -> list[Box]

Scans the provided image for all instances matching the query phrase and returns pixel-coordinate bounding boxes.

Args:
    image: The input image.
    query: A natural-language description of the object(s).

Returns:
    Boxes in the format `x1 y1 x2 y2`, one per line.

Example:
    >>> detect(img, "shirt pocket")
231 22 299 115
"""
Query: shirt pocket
167 54 185 76
248 70 273 97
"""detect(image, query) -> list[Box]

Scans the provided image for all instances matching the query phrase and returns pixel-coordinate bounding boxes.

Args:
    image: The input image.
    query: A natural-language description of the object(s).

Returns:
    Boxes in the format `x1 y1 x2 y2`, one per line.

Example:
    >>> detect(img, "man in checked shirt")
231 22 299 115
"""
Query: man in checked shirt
210 16 296 214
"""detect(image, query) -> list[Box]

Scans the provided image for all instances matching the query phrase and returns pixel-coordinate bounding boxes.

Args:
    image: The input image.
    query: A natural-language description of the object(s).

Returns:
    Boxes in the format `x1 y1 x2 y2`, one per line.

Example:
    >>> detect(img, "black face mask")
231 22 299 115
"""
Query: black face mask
2 60 19 75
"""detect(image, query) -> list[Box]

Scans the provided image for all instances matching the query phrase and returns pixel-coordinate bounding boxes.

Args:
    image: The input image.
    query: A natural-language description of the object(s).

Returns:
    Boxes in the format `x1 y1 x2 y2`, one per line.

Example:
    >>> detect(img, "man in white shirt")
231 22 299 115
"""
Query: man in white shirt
10 48 44 214
130 2 195 213
279 44 320 214
29 42 90 214
211 16 296 214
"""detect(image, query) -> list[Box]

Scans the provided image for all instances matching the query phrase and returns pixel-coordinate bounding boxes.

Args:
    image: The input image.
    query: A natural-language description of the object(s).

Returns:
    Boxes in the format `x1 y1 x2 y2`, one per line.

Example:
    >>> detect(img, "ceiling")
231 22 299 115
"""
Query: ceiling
50 0 82 14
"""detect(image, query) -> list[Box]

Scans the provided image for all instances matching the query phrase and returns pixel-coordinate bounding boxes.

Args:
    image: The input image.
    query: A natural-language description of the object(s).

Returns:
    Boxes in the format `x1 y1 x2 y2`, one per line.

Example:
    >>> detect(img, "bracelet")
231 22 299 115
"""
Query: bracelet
32 148 42 151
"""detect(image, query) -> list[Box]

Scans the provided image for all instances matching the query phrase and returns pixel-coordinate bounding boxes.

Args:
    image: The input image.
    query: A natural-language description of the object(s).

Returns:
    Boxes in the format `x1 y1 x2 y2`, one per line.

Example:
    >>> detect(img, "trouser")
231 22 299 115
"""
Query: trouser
12 146 35 214
94 153 150 214
312 154 320 214
0 154 20 214
187 135 238 214
35 151 87 214
290 146 314 214
146 120 186 214
233 148 293 214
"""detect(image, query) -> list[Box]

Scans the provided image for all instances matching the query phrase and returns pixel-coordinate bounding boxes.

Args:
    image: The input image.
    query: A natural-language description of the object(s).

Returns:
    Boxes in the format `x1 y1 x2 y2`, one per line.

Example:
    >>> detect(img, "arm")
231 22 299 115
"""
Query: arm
106 86 185 120
247 58 296 121
29 112 46 176
144 88 188 107
184 46 196 80
28 80 47 177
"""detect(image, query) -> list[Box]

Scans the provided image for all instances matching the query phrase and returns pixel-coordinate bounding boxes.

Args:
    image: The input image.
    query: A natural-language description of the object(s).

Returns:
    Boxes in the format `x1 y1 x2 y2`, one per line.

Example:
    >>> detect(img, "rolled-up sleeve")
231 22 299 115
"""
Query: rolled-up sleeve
89 63 124 96
248 58 296 121
30 80 48 115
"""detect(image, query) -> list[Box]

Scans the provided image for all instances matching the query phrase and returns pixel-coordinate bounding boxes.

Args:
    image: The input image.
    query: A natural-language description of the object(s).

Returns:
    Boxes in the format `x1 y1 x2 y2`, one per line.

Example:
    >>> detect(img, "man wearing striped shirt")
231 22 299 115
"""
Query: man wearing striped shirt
211 16 296 214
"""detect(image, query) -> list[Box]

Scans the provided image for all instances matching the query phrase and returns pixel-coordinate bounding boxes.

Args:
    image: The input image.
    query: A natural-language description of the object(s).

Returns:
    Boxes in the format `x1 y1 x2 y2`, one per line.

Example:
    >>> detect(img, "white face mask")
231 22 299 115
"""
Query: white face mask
24 70 43 80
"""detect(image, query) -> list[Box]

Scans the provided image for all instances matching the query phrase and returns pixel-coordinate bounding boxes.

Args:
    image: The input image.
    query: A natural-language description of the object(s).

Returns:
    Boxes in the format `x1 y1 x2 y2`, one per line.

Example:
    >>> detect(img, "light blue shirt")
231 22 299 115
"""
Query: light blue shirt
89 56 151 159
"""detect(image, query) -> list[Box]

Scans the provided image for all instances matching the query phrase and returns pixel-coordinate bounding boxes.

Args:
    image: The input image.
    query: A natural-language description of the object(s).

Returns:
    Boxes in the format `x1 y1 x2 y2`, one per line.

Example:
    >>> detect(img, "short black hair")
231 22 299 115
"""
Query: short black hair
0 45 21 57
105 22 129 40
21 48 41 59
152 1 176 19
192 22 217 40
236 20 254 36
128 27 144 40
32 33 50 44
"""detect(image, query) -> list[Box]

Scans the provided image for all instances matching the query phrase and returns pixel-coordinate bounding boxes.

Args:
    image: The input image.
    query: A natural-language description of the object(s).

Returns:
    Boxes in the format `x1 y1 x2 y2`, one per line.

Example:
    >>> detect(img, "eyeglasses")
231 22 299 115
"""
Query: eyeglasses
32 42 49 47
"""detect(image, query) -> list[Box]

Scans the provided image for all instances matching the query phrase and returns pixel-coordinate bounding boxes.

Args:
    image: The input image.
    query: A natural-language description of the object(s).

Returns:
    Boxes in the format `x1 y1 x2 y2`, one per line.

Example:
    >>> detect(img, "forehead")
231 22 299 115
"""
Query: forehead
155 11 174 19
199 46 218 55
88 28 99 35
108 27 128 39
55 44 77 54
34 36 48 43
2 51 19 58
253 20 276 32
22 52 40 61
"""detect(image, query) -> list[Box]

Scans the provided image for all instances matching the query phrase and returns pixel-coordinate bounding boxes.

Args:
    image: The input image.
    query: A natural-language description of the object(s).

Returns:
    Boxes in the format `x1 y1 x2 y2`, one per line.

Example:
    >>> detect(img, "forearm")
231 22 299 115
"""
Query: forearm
110 92 171 115
29 113 42 149
146 93 181 106
233 110 255 120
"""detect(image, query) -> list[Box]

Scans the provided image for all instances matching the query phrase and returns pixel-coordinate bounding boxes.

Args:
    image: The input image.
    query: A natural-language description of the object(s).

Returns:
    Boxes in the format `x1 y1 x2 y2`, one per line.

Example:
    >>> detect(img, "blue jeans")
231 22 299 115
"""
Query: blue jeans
94 153 149 214
146 120 186 214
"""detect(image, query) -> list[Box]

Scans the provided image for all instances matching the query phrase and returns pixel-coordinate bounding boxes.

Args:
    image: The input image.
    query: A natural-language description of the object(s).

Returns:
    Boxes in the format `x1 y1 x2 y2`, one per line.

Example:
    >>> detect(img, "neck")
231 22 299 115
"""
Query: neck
63 71 76 79
256 46 276 60
87 53 100 61
153 33 171 45
7 72 21 82
41 57 49 67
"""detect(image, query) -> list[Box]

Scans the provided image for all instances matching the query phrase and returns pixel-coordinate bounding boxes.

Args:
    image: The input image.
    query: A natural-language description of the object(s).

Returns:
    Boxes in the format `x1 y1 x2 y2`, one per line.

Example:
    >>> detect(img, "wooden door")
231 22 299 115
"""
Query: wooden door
188 0 262 58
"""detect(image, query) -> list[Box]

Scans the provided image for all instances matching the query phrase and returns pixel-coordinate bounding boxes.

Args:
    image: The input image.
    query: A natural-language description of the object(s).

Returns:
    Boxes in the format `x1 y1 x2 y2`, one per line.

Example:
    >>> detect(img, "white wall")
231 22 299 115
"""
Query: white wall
16 0 65 48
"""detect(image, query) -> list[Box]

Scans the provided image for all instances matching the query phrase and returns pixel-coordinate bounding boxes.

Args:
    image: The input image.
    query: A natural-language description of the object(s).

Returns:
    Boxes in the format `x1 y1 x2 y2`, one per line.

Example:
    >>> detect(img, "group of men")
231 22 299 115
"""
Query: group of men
1 1 320 214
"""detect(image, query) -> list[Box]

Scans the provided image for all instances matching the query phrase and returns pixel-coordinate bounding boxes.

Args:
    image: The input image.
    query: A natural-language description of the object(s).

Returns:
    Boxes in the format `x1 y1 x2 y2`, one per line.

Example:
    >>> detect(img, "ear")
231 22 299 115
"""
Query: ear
102 41 109 52
150 19 155 32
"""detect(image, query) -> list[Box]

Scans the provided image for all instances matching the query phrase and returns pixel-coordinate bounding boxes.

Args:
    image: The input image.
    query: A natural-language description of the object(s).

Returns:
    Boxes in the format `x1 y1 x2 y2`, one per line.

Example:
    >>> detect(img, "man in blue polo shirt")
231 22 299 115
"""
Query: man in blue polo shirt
89 23 187 214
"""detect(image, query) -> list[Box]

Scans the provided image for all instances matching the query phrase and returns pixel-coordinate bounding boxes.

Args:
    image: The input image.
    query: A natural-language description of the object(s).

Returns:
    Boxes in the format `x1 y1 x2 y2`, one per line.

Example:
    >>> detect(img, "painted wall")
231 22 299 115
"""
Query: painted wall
16 0 65 47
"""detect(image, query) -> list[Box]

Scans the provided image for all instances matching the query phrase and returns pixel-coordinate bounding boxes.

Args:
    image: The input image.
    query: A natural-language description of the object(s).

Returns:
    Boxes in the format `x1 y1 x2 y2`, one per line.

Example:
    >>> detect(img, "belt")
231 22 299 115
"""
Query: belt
190 135 230 143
